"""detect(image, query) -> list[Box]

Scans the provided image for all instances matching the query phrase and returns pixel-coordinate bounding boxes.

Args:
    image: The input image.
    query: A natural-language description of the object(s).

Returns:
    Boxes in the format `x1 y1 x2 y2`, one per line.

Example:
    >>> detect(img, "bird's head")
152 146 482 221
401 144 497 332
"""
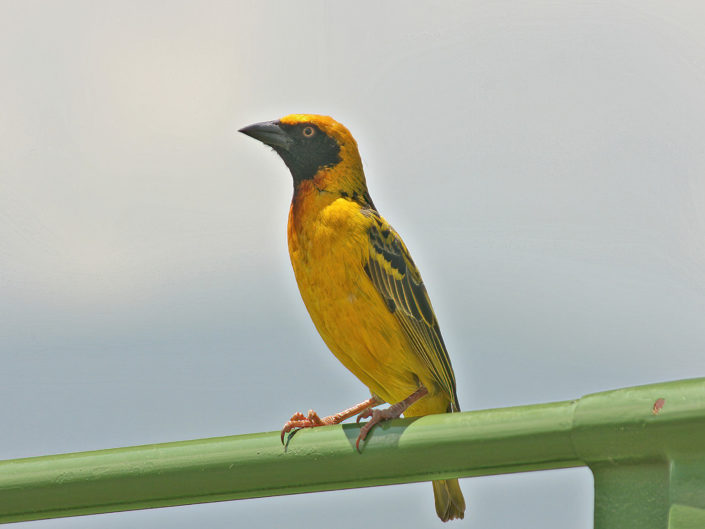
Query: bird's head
240 114 367 197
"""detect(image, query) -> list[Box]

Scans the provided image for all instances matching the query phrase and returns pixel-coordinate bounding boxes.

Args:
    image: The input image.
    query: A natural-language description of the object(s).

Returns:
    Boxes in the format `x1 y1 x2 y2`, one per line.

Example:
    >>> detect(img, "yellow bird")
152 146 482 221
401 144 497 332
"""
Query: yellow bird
240 114 465 521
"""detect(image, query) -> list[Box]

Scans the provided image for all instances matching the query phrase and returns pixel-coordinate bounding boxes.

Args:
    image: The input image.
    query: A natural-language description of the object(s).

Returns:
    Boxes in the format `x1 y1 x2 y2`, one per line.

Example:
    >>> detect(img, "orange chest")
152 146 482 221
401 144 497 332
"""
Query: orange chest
286 192 395 346
287 195 369 309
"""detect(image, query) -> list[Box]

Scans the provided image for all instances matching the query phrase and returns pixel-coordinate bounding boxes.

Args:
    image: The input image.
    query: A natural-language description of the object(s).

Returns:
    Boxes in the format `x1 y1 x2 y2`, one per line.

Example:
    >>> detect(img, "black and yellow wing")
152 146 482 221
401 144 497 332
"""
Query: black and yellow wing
362 210 460 412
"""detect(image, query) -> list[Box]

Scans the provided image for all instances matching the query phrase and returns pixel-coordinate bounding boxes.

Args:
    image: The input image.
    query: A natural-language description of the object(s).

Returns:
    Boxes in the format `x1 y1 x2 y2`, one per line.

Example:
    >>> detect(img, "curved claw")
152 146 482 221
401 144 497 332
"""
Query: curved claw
356 409 374 424
283 428 300 448
355 409 383 452
355 431 365 453
281 424 305 445
281 428 295 445
280 411 310 444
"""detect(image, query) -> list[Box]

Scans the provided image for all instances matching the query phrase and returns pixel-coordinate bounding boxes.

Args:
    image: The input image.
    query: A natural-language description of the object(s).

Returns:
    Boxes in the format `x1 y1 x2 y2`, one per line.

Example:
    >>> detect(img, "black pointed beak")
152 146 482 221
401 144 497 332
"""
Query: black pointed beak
239 120 293 151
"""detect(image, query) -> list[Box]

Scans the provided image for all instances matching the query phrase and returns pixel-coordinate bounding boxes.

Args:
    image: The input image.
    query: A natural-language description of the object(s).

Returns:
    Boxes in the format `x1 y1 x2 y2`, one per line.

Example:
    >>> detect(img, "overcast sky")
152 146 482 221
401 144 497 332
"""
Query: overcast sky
2 1 704 527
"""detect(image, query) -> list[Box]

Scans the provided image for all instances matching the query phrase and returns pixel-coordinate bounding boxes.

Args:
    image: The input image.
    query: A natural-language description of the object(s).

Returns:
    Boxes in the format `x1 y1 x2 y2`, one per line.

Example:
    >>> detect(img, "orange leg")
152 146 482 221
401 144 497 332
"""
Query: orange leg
281 396 383 444
355 385 429 452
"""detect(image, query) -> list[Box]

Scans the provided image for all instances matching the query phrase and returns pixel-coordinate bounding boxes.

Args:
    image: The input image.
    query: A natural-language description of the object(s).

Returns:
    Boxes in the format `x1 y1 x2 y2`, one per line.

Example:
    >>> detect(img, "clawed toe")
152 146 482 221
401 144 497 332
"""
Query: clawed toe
356 409 374 423
355 408 391 452
280 410 331 444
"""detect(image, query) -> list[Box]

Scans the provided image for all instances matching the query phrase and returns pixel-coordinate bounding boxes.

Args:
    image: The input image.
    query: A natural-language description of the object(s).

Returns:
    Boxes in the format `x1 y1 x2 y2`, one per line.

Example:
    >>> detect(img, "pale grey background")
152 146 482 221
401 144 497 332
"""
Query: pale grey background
2 1 704 527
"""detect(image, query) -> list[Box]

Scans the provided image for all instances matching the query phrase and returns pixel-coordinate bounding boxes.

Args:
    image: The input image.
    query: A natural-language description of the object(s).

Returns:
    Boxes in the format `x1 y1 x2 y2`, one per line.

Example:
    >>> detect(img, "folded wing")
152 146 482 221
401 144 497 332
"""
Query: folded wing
363 211 460 412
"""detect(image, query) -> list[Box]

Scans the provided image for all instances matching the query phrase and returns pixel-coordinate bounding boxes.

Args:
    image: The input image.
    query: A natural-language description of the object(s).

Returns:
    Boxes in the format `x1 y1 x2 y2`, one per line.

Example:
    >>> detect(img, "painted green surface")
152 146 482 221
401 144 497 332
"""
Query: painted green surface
572 378 705 529
0 378 703 527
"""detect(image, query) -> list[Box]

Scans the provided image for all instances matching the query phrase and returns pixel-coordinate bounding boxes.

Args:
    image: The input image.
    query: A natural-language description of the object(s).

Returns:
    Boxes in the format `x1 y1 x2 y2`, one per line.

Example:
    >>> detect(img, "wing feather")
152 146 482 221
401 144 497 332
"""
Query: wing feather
363 211 460 411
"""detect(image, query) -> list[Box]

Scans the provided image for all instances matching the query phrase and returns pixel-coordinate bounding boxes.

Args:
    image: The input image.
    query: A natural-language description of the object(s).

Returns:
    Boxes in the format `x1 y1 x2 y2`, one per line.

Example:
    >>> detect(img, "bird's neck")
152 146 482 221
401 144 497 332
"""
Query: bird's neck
289 179 341 233
289 173 374 236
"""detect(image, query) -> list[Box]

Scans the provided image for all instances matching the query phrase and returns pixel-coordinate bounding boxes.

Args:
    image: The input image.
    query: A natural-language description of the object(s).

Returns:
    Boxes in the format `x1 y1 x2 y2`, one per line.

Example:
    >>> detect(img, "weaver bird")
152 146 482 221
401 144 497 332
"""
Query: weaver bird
240 114 465 521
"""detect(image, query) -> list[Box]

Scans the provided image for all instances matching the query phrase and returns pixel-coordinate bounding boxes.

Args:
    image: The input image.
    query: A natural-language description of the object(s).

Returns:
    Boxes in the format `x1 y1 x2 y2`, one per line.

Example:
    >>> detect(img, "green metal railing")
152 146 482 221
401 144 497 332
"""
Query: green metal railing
1 378 704 527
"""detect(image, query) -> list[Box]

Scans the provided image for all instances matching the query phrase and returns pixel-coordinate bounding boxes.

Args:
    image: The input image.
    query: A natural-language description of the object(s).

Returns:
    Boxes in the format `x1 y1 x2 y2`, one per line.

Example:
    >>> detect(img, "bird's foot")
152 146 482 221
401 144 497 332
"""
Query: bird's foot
280 396 382 445
355 386 429 452
356 408 374 423
280 410 335 444
355 407 401 452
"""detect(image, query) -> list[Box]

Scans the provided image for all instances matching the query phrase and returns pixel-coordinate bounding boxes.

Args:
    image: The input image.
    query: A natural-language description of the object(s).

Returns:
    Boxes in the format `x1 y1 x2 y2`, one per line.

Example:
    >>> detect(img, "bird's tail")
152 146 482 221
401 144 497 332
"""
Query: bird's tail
432 478 465 522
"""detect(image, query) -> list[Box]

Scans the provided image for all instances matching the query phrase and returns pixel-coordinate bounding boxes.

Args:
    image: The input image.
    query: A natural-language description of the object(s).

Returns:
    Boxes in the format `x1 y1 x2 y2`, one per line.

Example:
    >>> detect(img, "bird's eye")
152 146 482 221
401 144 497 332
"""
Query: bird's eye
302 126 315 138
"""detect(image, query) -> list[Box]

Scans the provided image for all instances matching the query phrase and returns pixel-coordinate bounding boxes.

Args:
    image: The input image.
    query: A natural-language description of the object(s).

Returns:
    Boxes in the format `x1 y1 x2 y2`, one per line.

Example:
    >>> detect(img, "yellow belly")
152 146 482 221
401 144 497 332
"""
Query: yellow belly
288 195 449 416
